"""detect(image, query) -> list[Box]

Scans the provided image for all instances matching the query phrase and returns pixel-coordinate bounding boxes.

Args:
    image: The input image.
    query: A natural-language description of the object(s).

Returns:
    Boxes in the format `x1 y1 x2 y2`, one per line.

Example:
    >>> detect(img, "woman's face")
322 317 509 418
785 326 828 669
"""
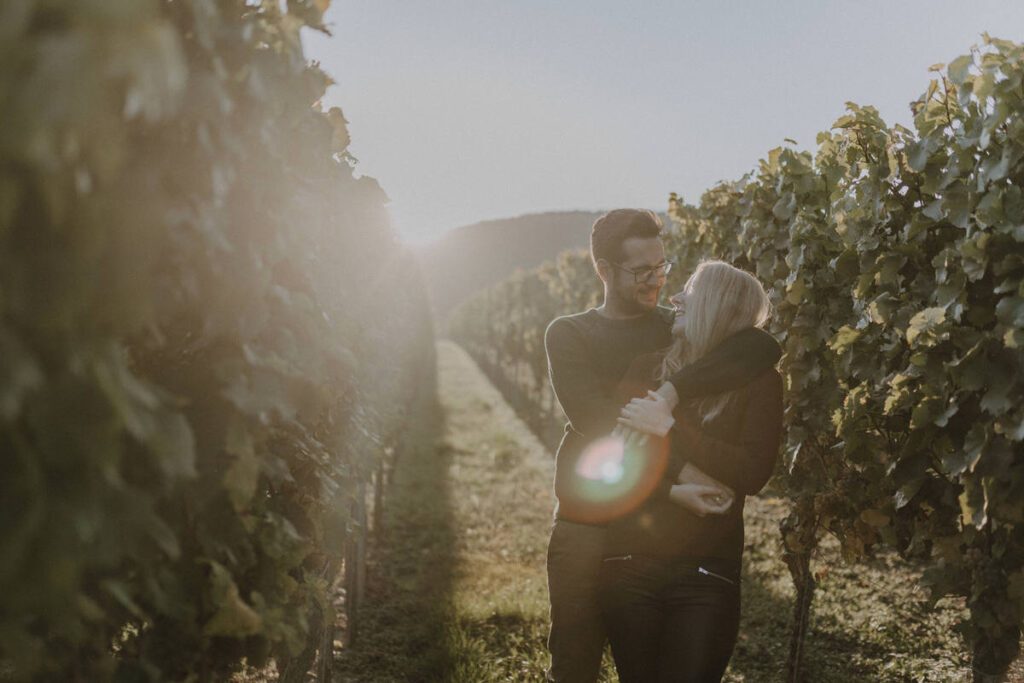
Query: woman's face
669 288 689 337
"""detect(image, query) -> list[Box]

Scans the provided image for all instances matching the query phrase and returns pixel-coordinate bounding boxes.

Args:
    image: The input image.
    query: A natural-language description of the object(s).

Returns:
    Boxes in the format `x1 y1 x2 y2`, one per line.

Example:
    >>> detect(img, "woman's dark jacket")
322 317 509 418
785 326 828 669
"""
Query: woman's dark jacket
603 350 784 566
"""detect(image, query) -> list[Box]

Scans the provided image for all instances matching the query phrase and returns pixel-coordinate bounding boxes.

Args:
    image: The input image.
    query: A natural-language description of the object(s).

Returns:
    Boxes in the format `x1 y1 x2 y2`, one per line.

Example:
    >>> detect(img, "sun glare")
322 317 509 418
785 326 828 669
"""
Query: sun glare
562 434 669 524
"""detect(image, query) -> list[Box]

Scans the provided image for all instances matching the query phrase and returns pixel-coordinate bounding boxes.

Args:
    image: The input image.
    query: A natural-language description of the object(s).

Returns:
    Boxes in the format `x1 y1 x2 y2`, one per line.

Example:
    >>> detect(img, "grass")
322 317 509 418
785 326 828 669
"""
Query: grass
331 341 1003 682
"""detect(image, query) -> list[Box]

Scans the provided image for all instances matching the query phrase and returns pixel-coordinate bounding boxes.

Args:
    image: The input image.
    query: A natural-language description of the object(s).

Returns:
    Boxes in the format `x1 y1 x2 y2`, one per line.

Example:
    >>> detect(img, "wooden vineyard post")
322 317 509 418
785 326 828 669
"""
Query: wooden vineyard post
316 596 336 683
344 481 368 648
373 451 387 539
279 554 342 683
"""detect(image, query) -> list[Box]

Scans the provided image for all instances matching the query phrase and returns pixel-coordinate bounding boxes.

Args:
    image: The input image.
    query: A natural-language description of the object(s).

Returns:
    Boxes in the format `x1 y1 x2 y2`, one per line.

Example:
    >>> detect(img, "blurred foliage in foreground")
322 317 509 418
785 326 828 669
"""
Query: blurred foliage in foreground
0 1 435 680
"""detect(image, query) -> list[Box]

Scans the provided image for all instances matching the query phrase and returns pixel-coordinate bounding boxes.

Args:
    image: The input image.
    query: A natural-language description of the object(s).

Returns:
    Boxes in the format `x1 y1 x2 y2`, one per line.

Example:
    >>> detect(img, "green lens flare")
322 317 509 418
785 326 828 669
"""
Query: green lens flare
562 435 669 524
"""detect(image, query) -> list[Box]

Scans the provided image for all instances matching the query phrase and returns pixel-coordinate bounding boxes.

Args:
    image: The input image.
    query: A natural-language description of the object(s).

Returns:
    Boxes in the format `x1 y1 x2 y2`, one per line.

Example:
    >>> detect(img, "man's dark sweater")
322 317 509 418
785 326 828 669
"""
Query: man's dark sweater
544 306 782 524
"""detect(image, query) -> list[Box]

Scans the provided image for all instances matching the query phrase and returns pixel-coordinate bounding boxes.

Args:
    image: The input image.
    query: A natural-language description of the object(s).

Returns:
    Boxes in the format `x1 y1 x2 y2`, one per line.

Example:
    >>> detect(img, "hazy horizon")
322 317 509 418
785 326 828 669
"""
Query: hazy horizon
304 2 1024 244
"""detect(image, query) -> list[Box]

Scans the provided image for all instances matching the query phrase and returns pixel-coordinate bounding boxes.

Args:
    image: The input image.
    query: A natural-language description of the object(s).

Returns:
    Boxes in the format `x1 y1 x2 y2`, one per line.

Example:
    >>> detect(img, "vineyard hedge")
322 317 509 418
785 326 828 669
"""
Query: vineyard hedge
0 1 434 681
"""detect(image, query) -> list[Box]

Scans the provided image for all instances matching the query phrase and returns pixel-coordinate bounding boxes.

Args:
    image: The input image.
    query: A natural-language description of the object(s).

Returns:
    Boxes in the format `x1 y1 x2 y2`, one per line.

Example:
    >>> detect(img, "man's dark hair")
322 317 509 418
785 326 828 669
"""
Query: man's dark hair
590 209 663 267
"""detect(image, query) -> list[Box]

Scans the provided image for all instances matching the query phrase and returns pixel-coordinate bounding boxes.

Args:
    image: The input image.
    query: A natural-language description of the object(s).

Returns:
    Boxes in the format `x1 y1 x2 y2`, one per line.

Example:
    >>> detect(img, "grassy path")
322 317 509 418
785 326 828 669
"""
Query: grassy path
333 341 977 682
333 340 563 681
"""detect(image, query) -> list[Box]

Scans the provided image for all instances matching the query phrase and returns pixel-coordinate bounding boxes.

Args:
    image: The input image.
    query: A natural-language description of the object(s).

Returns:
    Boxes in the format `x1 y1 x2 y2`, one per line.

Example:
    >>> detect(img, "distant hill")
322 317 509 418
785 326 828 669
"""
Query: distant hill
415 210 604 320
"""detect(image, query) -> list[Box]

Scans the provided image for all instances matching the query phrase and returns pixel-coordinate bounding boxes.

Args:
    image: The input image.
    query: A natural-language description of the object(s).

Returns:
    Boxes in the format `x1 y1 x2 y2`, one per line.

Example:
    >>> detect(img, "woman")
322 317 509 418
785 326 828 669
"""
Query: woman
600 260 784 683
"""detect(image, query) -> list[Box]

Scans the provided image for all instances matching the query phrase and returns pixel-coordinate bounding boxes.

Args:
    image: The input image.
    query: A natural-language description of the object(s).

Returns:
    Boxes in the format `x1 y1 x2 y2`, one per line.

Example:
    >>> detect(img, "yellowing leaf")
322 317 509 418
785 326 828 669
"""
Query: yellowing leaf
224 448 260 512
785 276 806 305
906 307 946 345
327 107 350 154
860 509 891 527
828 325 861 352
204 562 263 637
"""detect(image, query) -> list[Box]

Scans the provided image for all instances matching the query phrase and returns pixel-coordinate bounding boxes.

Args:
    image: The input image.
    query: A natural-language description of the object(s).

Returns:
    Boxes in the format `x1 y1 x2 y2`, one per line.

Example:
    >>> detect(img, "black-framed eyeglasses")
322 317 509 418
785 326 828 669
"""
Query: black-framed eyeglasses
610 260 674 283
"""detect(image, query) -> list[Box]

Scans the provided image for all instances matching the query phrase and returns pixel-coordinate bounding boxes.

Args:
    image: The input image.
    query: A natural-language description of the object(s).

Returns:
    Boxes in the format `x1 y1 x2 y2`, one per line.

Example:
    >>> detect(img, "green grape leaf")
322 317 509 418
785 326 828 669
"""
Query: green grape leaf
948 55 974 85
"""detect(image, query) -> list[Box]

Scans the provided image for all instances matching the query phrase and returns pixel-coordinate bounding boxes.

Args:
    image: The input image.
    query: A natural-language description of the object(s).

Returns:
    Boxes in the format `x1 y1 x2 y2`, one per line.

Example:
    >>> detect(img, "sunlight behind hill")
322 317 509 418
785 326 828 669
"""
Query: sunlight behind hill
414 211 603 320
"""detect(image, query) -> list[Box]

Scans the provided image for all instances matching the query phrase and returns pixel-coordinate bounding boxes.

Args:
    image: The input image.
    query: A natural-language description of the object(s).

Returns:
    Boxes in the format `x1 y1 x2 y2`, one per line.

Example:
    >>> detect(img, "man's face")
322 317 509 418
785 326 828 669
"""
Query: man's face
604 236 667 314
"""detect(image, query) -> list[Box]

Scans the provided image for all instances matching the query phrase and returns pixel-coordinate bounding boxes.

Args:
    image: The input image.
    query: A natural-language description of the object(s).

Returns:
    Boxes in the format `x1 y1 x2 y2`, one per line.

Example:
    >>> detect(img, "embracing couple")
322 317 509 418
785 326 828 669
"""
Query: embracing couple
543 209 784 683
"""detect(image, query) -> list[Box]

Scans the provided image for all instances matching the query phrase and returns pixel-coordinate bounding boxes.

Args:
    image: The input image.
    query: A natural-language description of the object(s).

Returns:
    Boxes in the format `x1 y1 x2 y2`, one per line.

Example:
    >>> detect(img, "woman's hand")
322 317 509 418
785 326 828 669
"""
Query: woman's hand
617 391 675 437
669 483 733 516
653 381 679 410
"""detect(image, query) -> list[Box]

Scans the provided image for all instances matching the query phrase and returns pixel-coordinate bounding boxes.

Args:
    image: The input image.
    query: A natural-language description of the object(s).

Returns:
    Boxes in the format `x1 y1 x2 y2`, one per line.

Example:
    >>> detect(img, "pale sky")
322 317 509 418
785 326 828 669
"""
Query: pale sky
303 1 1024 244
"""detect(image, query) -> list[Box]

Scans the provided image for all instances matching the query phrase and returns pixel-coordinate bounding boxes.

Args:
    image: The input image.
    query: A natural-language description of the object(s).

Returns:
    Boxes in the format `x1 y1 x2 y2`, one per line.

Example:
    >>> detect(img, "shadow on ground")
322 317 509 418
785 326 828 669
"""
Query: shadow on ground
730 562 896 682
728 502 974 683
331 387 460 682
331 342 991 683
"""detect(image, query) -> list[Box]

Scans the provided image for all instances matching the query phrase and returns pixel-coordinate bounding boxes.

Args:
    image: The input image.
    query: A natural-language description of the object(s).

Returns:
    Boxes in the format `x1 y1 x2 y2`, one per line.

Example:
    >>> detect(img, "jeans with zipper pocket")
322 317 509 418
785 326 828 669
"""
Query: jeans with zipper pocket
598 554 741 683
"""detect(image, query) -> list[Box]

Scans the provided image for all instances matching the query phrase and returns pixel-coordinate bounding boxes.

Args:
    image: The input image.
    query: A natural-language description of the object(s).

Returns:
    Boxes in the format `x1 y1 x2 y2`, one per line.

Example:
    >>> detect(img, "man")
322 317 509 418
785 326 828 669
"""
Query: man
544 209 781 682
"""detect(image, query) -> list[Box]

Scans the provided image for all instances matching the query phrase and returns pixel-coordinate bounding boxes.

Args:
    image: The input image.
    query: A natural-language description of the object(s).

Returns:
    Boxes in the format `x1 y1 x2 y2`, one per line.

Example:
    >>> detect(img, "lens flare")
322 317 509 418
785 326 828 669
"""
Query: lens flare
560 433 669 524
600 459 624 484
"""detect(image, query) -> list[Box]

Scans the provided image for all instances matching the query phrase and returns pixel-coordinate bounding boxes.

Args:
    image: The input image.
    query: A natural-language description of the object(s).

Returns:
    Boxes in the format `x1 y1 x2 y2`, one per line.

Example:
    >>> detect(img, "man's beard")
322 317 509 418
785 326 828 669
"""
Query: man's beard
612 285 658 314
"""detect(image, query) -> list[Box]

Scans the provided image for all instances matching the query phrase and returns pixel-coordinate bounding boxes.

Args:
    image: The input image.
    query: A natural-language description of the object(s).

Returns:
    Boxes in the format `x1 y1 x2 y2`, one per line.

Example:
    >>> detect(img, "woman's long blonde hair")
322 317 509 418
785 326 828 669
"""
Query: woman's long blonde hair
658 260 772 422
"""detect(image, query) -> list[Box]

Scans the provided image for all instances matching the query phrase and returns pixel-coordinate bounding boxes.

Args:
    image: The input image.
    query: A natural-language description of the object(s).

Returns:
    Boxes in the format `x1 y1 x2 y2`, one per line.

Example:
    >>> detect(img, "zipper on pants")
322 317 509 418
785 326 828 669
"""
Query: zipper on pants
697 566 736 585
603 555 633 562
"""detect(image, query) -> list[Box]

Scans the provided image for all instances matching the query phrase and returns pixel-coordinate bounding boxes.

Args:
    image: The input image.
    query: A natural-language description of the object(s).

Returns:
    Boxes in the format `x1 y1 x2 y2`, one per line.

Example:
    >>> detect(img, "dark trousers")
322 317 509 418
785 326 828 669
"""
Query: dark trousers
598 554 741 683
546 519 607 683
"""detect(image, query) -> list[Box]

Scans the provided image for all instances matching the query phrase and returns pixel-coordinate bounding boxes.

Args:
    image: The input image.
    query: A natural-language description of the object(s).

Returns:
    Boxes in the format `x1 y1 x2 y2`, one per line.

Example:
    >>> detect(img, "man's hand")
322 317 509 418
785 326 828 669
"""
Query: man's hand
617 391 675 437
610 424 650 451
668 483 733 517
